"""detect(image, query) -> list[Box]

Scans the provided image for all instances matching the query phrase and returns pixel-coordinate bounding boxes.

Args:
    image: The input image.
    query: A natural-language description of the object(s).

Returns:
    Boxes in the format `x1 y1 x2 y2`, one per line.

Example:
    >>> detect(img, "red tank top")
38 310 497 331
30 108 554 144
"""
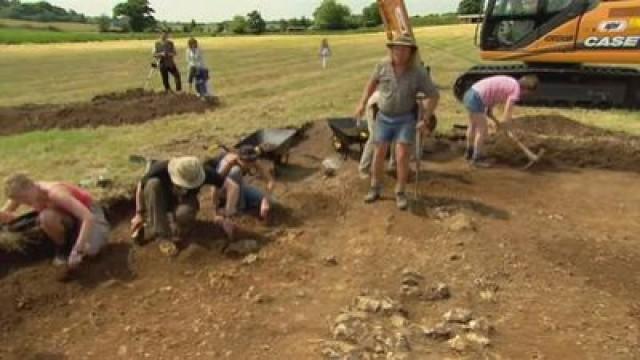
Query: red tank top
35 183 93 211
60 183 93 209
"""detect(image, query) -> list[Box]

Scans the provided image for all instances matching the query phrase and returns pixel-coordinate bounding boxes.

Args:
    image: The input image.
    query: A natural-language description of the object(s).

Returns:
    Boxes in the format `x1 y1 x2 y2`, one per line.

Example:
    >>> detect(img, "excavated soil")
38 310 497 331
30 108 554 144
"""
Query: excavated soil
1 118 640 359
485 114 640 172
0 89 218 136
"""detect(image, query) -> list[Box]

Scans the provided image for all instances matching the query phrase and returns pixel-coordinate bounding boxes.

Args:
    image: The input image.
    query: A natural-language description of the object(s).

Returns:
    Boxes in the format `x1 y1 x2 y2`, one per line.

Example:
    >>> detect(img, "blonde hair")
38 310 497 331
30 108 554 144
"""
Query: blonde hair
4 173 35 199
519 75 539 91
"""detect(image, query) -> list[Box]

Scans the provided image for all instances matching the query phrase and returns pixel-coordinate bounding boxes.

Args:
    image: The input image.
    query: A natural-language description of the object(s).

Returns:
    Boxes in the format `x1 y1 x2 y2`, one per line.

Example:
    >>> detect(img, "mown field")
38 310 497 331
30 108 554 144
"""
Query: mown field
0 24 639 202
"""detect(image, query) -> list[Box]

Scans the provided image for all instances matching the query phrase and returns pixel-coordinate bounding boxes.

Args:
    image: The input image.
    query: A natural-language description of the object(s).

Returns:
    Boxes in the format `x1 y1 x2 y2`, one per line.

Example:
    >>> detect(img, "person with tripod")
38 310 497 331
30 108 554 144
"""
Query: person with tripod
153 31 182 92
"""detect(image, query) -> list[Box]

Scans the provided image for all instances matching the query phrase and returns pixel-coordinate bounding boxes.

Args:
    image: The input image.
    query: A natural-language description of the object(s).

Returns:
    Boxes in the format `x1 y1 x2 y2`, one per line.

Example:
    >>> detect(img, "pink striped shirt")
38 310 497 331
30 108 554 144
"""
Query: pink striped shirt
472 76 520 108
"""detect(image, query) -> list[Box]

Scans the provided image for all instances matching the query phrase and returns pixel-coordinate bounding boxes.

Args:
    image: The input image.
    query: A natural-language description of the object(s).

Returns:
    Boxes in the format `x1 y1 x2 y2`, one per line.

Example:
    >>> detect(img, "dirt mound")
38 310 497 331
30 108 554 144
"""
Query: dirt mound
0 89 218 136
487 115 640 172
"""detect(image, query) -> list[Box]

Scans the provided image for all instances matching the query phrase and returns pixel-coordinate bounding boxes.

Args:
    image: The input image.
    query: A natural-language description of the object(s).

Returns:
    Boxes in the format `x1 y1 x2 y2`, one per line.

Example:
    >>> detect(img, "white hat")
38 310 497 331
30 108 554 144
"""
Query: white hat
168 156 205 189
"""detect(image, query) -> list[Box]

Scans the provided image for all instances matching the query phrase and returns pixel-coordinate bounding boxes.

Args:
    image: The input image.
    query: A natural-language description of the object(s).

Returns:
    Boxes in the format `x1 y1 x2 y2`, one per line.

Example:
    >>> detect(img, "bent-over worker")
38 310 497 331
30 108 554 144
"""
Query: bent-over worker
0 174 110 279
130 156 238 250
206 145 275 221
462 75 539 167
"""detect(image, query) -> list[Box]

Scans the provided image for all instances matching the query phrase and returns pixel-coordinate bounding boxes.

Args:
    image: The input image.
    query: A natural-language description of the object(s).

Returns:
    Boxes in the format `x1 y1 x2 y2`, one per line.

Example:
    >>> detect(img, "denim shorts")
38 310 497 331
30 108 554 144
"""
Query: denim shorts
375 112 416 144
463 89 486 114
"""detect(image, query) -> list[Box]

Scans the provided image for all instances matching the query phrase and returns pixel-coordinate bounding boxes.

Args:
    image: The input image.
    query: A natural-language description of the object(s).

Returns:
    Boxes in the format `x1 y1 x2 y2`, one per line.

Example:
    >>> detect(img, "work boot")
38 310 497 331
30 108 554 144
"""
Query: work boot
364 186 382 204
396 192 409 211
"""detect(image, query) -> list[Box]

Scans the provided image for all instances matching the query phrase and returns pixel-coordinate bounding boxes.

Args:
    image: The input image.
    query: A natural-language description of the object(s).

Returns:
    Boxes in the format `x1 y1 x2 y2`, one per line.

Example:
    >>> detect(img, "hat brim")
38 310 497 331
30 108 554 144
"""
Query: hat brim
168 159 206 189
387 42 418 49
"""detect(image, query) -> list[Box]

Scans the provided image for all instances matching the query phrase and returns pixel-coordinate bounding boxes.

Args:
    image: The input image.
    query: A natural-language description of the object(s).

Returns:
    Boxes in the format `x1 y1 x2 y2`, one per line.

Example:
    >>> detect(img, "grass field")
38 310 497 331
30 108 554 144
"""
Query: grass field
0 24 639 202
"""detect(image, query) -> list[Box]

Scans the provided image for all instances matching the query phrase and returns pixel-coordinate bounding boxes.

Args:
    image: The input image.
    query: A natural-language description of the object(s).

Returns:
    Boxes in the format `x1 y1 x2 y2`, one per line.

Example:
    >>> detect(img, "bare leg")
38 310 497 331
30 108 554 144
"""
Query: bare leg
371 142 390 188
395 143 410 193
39 209 68 247
472 114 488 161
466 114 476 159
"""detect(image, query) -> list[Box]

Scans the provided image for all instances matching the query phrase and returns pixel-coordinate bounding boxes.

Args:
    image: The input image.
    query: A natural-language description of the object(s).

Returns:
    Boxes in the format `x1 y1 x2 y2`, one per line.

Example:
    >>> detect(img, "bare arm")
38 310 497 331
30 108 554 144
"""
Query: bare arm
502 98 516 123
418 93 440 133
48 189 95 267
254 162 275 195
0 200 19 223
355 79 379 118
135 182 144 214
223 179 240 217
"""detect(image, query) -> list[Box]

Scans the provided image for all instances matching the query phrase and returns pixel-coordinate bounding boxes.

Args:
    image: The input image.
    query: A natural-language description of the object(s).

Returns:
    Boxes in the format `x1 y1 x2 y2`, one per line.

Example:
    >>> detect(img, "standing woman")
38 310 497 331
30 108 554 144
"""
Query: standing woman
354 34 439 210
319 38 331 69
0 174 110 279
186 37 215 98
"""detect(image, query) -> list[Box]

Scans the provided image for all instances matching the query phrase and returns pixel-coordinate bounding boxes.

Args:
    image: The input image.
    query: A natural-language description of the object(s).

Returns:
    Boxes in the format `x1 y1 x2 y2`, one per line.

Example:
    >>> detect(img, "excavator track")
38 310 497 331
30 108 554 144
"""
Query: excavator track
454 65 640 110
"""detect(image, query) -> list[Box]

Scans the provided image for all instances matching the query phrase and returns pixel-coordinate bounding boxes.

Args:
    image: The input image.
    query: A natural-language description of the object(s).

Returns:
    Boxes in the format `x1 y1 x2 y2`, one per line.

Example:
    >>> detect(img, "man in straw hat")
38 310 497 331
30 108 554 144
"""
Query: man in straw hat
130 156 239 252
354 34 440 210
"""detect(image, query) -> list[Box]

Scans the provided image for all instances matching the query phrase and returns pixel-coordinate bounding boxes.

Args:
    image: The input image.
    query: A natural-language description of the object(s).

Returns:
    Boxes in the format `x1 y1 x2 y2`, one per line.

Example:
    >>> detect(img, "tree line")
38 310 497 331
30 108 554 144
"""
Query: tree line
107 0 469 34
2 0 484 34
0 0 87 23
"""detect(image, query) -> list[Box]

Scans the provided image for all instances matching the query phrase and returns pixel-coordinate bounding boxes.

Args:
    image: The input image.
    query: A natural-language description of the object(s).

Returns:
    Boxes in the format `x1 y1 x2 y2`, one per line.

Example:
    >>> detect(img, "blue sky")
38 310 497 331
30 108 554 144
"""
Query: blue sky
30 0 457 22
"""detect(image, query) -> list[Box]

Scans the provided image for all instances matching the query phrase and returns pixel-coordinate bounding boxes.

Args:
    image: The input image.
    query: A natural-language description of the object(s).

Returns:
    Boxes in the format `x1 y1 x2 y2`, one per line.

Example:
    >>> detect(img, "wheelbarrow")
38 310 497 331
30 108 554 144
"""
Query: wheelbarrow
234 128 299 169
327 117 369 158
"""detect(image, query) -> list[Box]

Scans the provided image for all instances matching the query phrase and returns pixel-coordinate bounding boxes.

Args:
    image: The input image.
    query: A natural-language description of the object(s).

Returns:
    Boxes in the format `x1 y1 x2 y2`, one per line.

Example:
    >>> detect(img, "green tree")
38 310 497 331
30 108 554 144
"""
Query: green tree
313 0 352 30
457 0 483 15
113 0 156 32
230 15 247 34
362 2 382 27
97 14 111 32
246 10 266 34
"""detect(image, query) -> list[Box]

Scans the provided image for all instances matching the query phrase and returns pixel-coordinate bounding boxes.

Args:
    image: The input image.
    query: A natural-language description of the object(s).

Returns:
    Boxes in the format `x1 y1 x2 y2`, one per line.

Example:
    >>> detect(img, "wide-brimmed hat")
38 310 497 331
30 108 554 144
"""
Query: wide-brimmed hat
168 156 205 189
387 34 418 49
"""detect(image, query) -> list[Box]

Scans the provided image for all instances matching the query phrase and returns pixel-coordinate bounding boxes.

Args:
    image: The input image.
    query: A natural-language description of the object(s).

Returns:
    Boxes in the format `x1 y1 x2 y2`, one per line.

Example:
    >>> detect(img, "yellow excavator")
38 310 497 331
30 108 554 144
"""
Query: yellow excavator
379 0 640 109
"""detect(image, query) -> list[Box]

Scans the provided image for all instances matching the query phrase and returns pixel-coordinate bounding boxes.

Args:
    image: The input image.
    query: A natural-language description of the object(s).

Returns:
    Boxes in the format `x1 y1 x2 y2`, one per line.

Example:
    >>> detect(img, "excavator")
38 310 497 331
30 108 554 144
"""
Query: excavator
379 0 640 109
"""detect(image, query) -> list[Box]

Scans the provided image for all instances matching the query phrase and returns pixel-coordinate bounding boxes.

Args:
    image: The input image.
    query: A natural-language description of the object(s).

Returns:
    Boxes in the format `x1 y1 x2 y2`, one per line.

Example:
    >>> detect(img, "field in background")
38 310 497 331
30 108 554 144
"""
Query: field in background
0 24 639 201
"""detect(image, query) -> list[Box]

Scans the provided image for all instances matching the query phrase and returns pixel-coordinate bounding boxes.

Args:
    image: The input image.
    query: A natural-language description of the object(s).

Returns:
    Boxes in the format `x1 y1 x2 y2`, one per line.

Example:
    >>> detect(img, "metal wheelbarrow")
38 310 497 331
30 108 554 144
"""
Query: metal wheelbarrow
327 117 369 158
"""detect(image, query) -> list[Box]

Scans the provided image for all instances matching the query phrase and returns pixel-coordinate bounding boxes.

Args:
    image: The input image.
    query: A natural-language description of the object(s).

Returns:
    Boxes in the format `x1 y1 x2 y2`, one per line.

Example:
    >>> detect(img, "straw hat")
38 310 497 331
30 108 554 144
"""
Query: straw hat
168 156 205 189
387 34 418 49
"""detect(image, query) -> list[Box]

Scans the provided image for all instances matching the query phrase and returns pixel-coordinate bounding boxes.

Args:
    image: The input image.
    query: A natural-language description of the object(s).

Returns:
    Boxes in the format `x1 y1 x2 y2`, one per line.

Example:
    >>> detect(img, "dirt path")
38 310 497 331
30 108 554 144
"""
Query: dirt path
1 123 640 359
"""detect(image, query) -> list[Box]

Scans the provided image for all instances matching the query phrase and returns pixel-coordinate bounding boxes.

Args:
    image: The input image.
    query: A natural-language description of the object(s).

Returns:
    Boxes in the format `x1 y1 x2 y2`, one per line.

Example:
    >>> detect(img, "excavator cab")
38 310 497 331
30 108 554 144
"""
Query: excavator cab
481 0 595 52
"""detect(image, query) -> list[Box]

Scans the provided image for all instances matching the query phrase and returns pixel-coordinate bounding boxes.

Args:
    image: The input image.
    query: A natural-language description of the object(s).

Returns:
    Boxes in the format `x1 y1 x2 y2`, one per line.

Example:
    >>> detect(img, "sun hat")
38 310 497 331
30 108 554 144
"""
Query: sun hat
386 34 418 49
168 156 206 189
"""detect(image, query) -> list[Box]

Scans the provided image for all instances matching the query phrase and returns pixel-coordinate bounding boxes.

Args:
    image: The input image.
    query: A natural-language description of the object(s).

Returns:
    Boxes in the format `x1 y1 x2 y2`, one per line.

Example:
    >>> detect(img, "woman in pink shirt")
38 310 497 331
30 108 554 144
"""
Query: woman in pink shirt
0 174 110 280
462 75 538 167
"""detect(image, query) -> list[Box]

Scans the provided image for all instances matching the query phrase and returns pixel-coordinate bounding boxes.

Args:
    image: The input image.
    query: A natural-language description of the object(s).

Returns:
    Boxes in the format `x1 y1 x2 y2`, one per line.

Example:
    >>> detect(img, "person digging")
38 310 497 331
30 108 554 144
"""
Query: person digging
130 156 239 256
462 74 539 168
205 145 275 222
354 34 440 210
0 174 111 282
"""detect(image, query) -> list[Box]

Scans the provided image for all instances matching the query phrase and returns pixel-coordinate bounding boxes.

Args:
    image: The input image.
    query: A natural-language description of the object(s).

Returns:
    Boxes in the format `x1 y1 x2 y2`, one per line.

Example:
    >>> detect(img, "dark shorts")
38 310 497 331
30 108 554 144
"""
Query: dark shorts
463 89 486 114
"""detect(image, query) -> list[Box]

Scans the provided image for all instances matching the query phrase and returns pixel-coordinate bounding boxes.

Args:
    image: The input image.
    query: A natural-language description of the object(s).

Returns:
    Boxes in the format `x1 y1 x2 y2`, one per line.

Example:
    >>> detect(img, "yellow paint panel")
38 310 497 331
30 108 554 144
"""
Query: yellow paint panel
630 17 640 29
